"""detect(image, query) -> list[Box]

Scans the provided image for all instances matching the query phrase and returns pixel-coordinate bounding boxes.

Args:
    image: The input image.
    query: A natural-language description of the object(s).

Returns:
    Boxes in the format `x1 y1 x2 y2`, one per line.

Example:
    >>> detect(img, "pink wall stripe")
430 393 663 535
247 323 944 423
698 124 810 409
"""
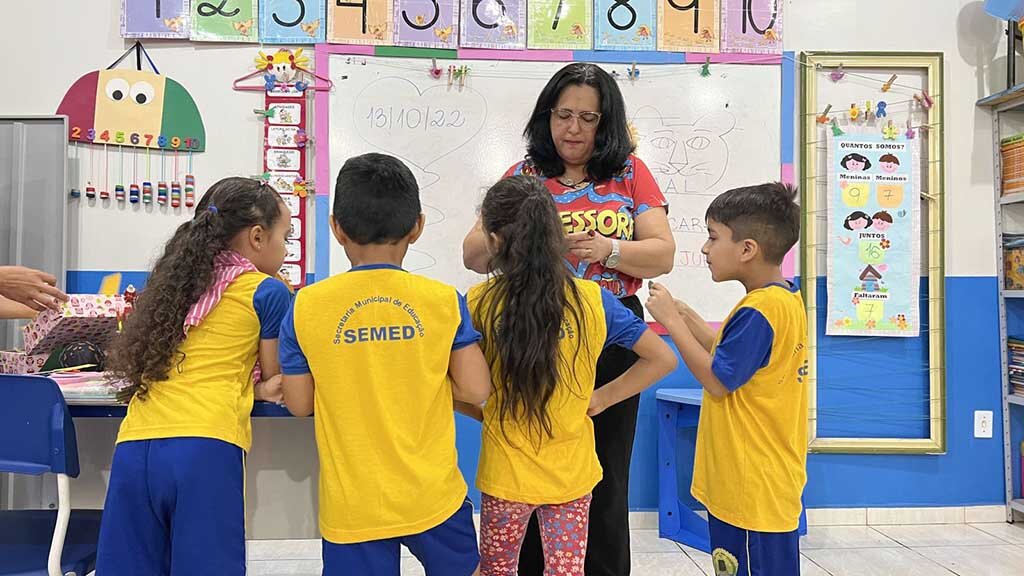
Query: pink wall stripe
457 48 574 62
684 53 782 65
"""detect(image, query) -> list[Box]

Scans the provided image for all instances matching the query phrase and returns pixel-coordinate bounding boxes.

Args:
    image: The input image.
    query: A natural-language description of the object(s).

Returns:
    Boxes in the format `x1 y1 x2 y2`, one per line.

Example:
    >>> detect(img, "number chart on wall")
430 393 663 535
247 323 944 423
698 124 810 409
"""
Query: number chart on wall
121 0 784 54
56 43 205 210
801 52 945 454
320 52 782 322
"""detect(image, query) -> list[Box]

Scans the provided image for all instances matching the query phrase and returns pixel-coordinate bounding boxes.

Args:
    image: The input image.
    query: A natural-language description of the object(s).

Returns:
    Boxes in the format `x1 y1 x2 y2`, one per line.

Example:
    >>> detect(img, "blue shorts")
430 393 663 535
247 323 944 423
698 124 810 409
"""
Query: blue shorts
708 514 800 576
95 437 245 576
323 499 479 576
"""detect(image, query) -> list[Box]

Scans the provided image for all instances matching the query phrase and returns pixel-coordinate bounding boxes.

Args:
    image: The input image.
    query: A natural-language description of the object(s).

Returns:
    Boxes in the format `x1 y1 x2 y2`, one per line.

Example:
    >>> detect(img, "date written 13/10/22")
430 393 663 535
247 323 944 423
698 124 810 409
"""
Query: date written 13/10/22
365 106 468 131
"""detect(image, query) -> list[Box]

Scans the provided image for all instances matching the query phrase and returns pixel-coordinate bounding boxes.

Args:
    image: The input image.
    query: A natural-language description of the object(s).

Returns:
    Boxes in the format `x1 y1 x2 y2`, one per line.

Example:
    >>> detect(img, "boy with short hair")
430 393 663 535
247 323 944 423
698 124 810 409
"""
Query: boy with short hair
646 182 808 576
279 152 492 576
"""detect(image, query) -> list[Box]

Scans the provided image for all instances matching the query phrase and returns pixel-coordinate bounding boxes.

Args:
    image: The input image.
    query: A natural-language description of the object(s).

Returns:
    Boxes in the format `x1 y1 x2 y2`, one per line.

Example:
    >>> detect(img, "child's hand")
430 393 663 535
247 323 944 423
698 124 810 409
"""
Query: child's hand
255 374 284 404
587 387 610 418
645 282 682 325
674 298 693 318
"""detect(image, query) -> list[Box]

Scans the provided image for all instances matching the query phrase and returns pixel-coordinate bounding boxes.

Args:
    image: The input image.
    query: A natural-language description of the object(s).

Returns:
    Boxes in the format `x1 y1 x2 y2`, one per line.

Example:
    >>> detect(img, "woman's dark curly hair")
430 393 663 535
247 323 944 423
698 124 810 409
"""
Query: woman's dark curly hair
108 177 283 401
524 63 635 182
473 175 593 446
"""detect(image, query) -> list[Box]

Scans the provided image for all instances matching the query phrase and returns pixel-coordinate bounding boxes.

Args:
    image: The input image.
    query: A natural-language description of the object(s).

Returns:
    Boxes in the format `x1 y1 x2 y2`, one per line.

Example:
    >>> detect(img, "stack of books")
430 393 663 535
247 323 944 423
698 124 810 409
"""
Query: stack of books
1003 134 1024 196
1009 338 1024 396
1006 235 1024 289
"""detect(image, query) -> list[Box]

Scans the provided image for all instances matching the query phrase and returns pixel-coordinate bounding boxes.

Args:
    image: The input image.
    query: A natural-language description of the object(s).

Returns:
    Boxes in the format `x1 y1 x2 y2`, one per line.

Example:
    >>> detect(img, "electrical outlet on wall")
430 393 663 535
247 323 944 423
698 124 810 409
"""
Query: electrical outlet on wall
974 410 994 439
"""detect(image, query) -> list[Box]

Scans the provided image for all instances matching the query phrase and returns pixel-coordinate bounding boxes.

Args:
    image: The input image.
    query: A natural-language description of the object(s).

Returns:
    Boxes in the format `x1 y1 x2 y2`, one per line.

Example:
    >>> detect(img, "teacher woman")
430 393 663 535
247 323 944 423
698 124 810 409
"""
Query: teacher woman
463 62 675 575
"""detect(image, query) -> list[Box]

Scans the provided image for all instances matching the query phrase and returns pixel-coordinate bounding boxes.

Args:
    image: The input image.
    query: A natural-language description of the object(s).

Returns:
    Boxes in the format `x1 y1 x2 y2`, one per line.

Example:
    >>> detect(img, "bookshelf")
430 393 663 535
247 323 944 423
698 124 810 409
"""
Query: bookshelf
979 87 1024 522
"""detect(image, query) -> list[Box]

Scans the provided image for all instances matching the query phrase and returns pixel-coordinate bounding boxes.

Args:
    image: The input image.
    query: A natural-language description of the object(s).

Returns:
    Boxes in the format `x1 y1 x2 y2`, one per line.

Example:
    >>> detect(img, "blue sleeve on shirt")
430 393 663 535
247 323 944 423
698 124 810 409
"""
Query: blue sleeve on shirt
453 292 482 351
601 288 647 349
278 301 311 375
254 277 292 339
711 307 774 392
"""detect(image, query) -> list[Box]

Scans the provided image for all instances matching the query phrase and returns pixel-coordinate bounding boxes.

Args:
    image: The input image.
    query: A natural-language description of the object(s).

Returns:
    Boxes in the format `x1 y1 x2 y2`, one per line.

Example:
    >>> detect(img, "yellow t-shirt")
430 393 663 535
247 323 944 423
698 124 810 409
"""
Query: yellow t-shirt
691 283 809 532
117 272 292 452
279 264 481 543
467 278 648 504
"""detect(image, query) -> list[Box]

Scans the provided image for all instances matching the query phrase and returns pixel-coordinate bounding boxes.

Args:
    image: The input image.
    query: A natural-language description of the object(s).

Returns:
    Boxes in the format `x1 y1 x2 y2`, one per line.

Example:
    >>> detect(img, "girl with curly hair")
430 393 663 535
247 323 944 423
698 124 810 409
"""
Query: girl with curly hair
96 177 293 575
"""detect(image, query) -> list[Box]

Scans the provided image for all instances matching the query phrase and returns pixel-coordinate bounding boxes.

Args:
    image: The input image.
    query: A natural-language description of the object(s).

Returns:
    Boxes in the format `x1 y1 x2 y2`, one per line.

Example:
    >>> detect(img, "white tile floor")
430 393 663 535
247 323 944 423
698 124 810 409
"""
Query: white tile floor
245 523 1024 575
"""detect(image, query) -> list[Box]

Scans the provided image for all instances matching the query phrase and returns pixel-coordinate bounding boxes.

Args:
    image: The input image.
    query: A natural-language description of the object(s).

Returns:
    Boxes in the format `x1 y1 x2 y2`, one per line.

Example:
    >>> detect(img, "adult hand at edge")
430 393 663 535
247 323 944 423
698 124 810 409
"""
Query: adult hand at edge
0 266 68 312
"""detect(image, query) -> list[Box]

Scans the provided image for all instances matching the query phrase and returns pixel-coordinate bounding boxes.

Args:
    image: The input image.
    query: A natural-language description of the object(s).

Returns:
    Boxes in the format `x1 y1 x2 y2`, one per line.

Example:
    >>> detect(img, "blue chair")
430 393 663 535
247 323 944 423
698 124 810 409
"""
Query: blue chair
0 375 103 576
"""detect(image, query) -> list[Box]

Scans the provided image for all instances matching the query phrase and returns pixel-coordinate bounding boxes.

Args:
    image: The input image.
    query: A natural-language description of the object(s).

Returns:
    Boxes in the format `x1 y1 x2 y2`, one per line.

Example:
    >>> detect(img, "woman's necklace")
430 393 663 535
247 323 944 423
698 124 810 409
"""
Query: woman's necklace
557 175 590 189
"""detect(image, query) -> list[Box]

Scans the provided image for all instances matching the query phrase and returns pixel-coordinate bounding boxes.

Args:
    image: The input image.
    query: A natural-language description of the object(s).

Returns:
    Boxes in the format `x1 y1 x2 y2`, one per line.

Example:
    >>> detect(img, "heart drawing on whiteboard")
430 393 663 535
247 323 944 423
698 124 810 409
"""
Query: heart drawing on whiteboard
353 76 487 170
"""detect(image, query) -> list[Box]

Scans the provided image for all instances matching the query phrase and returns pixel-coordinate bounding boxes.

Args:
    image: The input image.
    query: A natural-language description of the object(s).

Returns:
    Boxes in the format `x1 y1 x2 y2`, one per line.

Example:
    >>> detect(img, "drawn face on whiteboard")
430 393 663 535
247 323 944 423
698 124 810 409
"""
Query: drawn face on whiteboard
631 107 735 195
550 84 600 170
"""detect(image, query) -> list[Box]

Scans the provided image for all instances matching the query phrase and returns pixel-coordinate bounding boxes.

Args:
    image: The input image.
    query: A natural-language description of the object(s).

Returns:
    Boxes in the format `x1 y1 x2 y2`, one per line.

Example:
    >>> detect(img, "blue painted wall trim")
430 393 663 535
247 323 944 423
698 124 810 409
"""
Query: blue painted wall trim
316 195 330 282
780 51 795 164
65 271 1004 509
662 276 1004 509
572 50 686 64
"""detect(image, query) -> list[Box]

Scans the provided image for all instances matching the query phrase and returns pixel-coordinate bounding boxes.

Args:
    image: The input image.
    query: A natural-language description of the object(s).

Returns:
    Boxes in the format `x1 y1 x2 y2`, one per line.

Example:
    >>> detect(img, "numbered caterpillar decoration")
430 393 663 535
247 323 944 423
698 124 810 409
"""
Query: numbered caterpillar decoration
56 67 205 152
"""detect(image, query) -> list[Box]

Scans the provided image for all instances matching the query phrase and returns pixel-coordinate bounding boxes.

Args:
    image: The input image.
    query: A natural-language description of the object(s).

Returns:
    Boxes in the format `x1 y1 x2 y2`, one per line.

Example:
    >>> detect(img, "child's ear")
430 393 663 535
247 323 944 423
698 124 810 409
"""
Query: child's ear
487 232 502 253
249 225 266 251
407 214 426 244
330 216 349 246
740 238 759 263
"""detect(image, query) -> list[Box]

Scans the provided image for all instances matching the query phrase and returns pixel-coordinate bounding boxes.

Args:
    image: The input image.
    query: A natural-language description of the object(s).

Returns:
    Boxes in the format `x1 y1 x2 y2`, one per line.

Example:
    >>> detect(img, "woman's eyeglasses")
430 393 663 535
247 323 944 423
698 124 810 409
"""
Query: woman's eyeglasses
550 108 601 128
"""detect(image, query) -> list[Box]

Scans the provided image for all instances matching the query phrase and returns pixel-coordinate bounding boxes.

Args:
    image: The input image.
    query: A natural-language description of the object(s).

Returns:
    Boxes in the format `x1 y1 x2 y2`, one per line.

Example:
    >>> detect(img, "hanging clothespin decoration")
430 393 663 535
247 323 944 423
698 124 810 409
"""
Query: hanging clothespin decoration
816 104 832 124
920 90 933 109
294 129 308 148
459 65 470 89
876 101 887 118
848 102 860 121
254 107 276 119
830 64 845 82
252 171 271 184
700 57 711 78
881 74 897 92
865 100 874 121
882 120 899 140
831 118 844 136
905 118 916 140
628 62 640 82
430 59 443 79
294 176 312 198
263 73 278 92
447 65 455 87
913 90 934 110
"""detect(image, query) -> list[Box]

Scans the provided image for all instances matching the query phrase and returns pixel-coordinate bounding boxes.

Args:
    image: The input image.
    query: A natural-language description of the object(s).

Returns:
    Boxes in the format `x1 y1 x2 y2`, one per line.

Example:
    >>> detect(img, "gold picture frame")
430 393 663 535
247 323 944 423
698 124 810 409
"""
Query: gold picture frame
800 52 945 454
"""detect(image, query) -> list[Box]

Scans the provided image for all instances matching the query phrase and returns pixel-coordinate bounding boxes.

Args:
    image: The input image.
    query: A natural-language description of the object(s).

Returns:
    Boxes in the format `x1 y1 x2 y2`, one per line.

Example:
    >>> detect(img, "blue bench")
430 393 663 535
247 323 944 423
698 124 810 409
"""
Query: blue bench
656 388 807 552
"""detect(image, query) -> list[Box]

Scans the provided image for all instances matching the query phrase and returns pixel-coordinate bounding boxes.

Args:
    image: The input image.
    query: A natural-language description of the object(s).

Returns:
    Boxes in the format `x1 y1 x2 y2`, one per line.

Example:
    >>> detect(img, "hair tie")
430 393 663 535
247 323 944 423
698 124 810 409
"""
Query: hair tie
208 205 219 215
